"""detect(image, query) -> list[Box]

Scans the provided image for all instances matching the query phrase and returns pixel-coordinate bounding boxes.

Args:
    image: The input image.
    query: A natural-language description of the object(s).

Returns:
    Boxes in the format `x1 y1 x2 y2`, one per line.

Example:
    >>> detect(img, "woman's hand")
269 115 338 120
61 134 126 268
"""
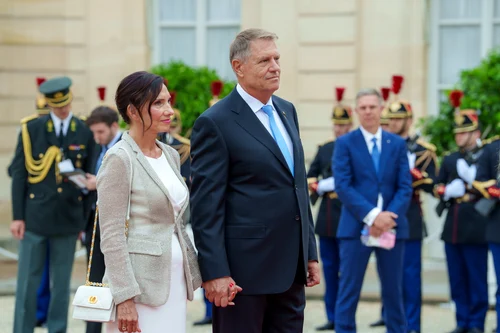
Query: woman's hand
117 299 141 333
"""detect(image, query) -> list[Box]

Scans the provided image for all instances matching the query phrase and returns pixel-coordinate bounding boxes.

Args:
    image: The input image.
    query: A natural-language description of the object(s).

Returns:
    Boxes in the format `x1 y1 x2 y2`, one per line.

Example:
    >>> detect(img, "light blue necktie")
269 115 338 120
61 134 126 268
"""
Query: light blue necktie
261 105 294 176
95 145 108 174
371 137 380 174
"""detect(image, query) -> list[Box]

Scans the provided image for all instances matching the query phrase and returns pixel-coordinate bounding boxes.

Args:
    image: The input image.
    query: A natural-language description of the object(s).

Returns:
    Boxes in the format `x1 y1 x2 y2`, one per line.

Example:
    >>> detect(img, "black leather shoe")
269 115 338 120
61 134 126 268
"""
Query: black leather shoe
448 328 468 333
468 329 483 333
492 328 497 333
35 320 45 328
193 317 212 326
369 319 385 327
316 322 334 331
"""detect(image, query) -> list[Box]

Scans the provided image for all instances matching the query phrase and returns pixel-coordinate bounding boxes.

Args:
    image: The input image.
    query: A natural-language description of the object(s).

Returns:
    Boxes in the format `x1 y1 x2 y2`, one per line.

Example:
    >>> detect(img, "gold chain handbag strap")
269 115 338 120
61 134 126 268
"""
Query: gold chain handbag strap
85 145 133 287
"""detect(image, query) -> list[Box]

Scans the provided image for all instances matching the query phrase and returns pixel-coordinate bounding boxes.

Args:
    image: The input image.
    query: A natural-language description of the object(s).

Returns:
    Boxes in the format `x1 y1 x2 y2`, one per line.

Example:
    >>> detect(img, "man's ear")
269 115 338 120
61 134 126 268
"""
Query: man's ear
232 59 244 78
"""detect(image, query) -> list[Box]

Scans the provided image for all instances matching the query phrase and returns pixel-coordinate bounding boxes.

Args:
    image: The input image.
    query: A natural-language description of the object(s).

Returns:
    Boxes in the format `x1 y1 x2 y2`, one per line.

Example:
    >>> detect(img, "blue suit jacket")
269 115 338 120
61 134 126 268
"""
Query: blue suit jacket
333 128 412 239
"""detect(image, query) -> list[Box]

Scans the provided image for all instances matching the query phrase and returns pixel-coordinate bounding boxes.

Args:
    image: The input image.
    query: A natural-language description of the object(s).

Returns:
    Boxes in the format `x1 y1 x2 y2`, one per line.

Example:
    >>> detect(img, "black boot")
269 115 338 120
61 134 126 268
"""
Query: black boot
193 317 212 326
316 322 334 331
369 319 385 327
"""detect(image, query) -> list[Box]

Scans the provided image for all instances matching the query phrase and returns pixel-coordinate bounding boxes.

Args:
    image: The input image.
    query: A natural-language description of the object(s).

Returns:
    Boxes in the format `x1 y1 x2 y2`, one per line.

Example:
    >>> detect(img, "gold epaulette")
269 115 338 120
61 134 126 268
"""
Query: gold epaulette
415 140 438 174
416 138 436 152
20 114 38 124
482 135 500 146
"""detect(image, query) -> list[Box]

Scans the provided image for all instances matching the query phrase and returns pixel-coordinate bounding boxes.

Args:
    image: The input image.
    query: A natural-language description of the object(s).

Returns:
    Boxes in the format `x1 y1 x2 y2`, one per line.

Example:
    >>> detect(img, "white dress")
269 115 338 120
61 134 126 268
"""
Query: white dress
107 151 188 333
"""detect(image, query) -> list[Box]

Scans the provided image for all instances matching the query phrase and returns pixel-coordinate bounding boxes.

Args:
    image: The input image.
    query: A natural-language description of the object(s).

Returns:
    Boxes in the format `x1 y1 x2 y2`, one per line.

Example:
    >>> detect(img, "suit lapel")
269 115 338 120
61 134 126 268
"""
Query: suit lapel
354 129 377 176
274 101 299 177
44 116 59 148
64 116 77 147
378 131 390 181
230 90 291 174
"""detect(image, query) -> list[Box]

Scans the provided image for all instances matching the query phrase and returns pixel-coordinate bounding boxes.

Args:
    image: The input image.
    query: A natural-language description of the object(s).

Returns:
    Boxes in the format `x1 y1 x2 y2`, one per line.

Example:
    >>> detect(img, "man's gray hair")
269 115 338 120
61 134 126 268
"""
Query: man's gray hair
355 88 383 105
229 28 278 63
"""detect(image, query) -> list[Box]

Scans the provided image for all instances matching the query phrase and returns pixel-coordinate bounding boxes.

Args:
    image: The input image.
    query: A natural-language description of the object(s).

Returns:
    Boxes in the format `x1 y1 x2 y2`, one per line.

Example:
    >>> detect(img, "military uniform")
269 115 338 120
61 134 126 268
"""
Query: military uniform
307 87 352 331
11 77 95 333
434 94 489 333
472 136 500 333
383 97 437 333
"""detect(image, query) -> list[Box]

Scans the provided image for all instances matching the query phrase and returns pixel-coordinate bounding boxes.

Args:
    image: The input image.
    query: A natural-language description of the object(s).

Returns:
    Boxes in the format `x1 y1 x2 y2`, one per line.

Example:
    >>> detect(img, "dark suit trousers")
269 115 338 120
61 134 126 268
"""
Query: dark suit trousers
335 239 406 333
84 211 106 333
212 282 305 333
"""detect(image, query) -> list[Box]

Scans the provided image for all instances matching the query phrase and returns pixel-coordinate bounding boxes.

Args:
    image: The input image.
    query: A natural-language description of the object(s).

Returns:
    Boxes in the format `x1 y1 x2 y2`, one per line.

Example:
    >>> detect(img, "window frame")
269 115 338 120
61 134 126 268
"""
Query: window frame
427 0 497 116
151 0 240 68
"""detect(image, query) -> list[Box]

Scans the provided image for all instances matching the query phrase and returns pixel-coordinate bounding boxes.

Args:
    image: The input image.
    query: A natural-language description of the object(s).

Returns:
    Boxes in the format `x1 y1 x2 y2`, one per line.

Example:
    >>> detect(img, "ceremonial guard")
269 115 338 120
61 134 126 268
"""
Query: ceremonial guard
308 87 353 331
386 76 437 333
380 86 391 131
472 133 500 333
434 90 488 333
10 76 95 333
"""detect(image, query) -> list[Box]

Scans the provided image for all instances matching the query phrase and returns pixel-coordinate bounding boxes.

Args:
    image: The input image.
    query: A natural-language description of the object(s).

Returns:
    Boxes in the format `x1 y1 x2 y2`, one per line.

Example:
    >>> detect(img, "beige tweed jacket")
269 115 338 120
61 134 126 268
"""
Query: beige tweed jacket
96 132 201 306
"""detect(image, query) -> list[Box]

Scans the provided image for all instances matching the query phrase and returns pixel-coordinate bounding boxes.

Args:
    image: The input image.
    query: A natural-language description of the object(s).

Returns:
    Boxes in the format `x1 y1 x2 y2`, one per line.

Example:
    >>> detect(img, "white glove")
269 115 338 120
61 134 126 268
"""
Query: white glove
317 177 335 196
444 179 466 201
456 158 477 185
407 152 416 170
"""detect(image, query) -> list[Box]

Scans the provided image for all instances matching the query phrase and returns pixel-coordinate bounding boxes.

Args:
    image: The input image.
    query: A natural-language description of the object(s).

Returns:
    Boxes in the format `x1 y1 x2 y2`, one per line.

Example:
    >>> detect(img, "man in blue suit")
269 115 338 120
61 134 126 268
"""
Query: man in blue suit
333 88 412 333
190 28 320 333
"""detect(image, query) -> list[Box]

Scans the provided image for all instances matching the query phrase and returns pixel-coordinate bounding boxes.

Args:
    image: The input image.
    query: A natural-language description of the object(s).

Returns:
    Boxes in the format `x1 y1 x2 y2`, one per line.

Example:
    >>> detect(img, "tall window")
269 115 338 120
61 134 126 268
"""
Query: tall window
428 0 500 114
152 0 241 80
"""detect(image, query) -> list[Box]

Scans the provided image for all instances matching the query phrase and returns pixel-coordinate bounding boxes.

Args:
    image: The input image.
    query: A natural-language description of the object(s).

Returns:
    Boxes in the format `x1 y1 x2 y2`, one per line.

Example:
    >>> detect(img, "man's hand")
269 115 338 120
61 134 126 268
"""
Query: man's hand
202 276 242 307
86 173 97 191
10 220 25 240
306 261 320 287
373 211 397 233
369 225 384 237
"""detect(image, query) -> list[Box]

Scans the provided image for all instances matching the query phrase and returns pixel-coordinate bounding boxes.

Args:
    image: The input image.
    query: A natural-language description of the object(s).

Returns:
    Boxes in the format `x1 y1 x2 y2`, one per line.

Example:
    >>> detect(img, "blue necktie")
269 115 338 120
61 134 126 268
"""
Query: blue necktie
371 137 380 174
95 145 108 174
261 105 294 176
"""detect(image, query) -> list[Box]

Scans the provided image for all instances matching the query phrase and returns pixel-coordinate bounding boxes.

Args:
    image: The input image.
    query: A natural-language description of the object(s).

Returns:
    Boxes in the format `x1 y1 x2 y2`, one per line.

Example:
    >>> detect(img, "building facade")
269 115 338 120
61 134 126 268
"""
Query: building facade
1 0 499 260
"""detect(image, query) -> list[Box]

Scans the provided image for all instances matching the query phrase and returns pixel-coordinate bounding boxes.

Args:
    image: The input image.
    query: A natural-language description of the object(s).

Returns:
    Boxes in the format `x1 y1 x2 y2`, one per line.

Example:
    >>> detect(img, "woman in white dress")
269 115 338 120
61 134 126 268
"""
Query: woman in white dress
96 71 201 333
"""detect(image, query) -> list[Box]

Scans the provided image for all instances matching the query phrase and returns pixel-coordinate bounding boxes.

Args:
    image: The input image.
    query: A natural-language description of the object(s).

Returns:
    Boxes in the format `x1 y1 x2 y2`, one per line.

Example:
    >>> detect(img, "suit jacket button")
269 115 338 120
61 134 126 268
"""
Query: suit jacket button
57 188 63 193
295 215 300 221
29 193 35 199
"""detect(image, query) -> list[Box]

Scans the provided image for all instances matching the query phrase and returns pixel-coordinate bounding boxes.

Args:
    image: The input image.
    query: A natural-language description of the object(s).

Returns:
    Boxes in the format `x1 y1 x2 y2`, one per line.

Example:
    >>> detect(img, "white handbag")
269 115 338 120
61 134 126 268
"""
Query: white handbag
72 147 133 322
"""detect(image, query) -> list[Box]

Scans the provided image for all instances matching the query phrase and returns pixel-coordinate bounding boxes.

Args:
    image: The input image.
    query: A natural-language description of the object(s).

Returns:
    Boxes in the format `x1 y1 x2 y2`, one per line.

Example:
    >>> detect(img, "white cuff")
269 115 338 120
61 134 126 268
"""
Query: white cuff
363 207 381 226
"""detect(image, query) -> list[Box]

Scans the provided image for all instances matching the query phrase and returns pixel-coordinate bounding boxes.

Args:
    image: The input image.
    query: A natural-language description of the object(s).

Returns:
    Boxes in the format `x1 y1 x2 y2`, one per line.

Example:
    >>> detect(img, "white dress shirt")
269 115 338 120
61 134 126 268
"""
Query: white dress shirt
50 111 73 137
359 126 383 226
236 84 294 161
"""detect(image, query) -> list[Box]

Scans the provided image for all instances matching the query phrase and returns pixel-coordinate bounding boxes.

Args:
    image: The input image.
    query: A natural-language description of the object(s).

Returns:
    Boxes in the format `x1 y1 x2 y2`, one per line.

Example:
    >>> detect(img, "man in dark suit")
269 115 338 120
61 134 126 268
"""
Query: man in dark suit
190 28 320 333
434 92 489 333
307 87 353 331
10 76 95 333
83 102 122 333
333 88 412 333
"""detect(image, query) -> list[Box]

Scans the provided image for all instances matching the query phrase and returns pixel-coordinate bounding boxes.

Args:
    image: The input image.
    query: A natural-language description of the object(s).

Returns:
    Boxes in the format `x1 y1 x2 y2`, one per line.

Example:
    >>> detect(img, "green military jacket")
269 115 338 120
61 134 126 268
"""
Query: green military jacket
10 114 95 236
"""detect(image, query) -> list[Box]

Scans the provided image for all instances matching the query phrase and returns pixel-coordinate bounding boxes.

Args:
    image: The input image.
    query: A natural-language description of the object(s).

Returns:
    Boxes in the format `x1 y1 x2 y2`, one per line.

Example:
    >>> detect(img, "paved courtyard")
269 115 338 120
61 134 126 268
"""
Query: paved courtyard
0 295 497 333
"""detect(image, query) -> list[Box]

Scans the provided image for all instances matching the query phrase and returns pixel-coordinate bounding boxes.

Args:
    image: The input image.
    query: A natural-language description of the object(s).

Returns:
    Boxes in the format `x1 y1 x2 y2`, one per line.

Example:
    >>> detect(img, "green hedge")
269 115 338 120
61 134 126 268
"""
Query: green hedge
151 61 236 136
